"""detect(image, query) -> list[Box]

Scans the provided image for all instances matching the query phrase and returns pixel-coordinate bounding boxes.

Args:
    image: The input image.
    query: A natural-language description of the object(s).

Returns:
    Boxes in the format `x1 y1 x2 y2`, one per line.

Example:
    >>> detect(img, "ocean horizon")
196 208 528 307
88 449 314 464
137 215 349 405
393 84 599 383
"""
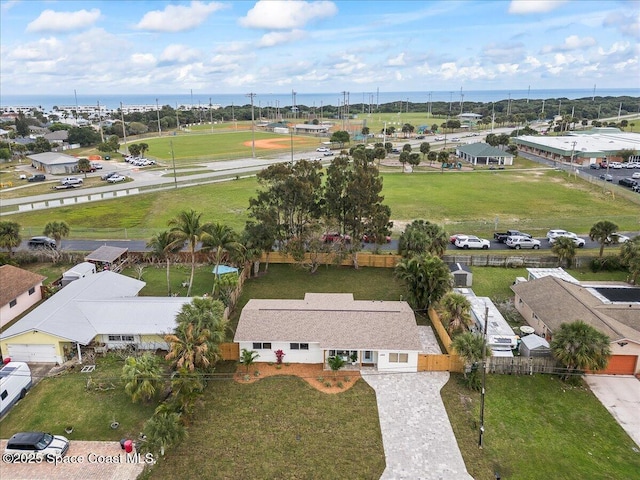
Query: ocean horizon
1 88 639 112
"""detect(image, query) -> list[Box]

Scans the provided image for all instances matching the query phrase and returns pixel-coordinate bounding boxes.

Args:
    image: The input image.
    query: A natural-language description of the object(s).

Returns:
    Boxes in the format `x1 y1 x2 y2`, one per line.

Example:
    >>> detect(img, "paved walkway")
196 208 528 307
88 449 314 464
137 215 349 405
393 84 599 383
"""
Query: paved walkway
363 371 473 480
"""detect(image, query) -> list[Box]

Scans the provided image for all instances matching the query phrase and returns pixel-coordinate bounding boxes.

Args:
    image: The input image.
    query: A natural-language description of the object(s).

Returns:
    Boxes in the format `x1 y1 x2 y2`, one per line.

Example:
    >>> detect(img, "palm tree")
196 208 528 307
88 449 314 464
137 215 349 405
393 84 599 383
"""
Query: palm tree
121 353 163 404
169 368 204 416
0 221 22 255
620 236 640 284
168 209 212 296
203 222 242 295
551 236 577 268
440 292 473 335
240 348 260 374
451 332 490 390
589 220 619 258
143 411 186 456
328 354 345 378
395 253 452 312
43 220 70 250
165 323 212 372
550 321 611 381
437 150 449 164
147 230 183 296
427 150 437 166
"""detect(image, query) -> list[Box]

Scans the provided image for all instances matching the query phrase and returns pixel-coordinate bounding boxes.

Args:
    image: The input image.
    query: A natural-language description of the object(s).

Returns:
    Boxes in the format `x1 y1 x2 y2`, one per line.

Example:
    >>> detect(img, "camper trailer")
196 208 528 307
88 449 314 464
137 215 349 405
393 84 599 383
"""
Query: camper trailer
0 362 32 417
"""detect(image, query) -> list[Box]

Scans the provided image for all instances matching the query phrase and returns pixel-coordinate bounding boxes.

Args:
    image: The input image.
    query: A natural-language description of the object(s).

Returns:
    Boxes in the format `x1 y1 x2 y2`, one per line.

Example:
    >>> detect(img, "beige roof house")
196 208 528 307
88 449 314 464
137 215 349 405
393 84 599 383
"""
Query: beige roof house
0 265 46 327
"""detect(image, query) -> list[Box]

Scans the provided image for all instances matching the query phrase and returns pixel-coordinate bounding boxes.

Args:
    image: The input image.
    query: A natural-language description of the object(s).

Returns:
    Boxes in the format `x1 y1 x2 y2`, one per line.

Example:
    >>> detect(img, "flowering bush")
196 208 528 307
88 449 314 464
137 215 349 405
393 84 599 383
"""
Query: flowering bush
274 349 285 365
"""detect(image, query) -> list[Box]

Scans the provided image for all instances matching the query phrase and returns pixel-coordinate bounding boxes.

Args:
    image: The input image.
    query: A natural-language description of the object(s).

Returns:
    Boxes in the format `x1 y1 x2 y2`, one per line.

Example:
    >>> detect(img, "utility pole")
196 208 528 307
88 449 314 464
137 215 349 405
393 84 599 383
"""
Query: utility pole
156 98 162 136
247 92 256 158
209 98 213 133
120 102 128 154
175 102 179 133
97 100 104 143
292 90 297 119
479 303 489 449
170 140 178 189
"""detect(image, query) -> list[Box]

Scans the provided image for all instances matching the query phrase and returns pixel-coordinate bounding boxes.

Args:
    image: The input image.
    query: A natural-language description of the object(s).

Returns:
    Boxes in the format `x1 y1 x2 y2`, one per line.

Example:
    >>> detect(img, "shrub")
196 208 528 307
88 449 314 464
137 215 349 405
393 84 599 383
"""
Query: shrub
275 365 282 370
243 374 250 382
590 255 622 272
284 362 291 367
344 376 351 382
274 349 285 365
324 381 332 387
317 376 324 382
337 381 344 388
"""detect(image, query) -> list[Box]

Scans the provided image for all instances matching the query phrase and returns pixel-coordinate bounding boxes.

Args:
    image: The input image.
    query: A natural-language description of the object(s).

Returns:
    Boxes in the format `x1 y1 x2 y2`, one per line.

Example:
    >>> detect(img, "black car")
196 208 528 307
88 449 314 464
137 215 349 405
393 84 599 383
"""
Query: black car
589 163 600 169
599 174 613 182
101 171 119 180
27 174 46 182
618 178 638 188
28 236 56 249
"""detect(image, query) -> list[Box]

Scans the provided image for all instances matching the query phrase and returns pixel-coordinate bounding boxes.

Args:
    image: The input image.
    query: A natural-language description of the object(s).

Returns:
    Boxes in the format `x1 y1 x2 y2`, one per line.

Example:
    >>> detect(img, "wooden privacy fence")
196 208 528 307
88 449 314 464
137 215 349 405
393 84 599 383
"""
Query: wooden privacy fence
487 355 558 375
219 342 239 361
260 251 401 268
428 308 453 353
418 353 464 372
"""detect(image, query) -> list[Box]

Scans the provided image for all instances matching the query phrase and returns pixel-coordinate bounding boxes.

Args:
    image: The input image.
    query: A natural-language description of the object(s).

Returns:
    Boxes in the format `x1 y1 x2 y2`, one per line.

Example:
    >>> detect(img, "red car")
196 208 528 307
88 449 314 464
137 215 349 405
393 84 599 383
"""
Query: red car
322 232 351 244
362 233 391 243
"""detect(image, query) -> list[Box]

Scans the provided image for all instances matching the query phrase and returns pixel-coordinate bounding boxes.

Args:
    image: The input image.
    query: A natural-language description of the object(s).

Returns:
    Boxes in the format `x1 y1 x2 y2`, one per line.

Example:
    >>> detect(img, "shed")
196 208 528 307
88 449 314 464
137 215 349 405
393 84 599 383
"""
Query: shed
448 263 472 287
519 334 551 357
85 246 128 272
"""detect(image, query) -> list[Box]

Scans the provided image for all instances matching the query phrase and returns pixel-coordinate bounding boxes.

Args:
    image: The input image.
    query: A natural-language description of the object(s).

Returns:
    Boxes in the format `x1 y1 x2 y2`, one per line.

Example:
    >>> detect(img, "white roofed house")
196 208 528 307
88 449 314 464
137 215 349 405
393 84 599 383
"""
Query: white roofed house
234 293 423 372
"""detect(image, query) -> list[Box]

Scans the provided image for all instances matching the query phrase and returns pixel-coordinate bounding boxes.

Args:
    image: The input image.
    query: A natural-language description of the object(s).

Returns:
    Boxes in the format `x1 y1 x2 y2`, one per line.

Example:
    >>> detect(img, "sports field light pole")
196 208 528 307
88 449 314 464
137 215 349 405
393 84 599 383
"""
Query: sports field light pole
479 303 489 449
120 102 128 155
156 98 162 136
290 125 294 163
247 92 256 158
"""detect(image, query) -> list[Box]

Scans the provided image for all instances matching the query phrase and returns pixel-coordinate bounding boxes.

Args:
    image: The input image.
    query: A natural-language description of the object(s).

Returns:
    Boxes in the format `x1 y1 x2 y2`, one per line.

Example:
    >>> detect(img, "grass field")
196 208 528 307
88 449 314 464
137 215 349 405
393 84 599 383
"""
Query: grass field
442 374 640 480
8 168 639 240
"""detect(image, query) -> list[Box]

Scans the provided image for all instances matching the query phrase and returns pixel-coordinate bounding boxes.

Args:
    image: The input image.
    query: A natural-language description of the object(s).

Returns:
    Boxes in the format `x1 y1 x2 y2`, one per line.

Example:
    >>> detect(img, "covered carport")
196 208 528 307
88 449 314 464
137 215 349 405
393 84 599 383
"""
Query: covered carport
455 142 514 166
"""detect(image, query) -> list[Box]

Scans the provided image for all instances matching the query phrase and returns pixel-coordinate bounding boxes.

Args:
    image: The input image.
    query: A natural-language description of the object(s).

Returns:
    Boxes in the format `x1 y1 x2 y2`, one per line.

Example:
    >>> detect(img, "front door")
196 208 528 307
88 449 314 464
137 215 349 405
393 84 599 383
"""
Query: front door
363 350 373 363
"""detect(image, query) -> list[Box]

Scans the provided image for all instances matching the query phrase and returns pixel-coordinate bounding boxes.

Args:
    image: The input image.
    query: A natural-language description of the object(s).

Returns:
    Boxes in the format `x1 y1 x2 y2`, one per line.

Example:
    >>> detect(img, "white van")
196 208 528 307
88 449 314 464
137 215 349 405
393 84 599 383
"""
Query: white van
0 362 32 417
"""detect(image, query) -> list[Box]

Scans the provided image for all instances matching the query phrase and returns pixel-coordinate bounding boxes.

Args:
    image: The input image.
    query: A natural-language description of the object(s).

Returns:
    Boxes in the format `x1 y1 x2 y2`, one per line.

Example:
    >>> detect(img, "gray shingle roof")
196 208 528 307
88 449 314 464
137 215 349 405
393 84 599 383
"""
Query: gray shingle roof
234 293 422 351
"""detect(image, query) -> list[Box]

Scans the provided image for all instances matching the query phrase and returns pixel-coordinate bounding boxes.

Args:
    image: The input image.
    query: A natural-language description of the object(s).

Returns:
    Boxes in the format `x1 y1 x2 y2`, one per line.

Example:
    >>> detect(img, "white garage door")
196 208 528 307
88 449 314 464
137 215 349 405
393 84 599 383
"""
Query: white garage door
7 344 58 363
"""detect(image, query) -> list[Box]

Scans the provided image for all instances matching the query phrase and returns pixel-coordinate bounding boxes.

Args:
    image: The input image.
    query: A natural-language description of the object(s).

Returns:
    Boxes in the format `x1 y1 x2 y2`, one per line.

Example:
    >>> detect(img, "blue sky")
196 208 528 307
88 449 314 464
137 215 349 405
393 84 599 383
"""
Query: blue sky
0 0 638 95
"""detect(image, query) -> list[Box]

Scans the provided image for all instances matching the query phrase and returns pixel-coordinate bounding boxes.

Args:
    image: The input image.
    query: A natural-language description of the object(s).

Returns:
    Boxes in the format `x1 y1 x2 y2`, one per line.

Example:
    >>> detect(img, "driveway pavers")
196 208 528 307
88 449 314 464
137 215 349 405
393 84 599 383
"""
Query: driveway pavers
363 370 473 480
585 375 640 448
0 440 150 480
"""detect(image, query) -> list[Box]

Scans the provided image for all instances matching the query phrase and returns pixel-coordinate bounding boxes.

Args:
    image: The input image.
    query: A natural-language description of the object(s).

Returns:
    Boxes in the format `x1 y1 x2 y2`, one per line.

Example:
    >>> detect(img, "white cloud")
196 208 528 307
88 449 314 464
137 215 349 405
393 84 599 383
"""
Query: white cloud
1 1 19 13
508 0 568 15
136 1 226 33
481 42 525 63
130 53 157 68
26 8 101 33
8 37 62 61
541 35 596 53
387 53 405 66
603 12 640 39
524 55 542 68
258 30 306 47
332 54 366 75
240 0 337 30
223 73 257 87
160 44 201 63
597 41 631 56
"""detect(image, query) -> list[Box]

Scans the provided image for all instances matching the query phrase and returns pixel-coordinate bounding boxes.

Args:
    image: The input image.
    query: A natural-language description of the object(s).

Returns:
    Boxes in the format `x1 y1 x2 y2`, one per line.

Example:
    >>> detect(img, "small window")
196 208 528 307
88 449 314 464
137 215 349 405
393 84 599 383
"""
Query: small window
108 335 121 341
290 343 299 350
399 353 408 363
122 335 134 342
1 390 7 400
28 287 36 295
253 342 261 350
252 342 272 350
389 353 409 363
300 343 309 350
328 350 336 357
9 299 17 308
389 353 398 362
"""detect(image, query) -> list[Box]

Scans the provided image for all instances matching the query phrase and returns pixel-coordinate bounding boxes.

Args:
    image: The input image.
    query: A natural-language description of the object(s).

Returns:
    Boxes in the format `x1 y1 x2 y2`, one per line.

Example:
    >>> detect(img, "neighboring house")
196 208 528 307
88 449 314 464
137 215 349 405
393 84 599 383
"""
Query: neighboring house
511 276 640 374
0 265 46 328
293 124 330 134
0 271 191 364
43 130 69 143
455 143 514 166
234 293 422 372
27 152 79 174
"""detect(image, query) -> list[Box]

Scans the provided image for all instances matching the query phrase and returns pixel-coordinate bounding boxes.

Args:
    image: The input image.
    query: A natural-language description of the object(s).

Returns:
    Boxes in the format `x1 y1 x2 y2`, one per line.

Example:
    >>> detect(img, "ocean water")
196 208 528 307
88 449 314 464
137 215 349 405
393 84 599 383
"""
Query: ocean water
1 88 638 111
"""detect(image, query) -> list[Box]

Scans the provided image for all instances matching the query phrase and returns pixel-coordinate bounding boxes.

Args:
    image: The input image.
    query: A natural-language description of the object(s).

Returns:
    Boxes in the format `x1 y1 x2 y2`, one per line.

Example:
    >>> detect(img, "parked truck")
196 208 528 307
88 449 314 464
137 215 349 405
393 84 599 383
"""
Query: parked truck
493 230 532 243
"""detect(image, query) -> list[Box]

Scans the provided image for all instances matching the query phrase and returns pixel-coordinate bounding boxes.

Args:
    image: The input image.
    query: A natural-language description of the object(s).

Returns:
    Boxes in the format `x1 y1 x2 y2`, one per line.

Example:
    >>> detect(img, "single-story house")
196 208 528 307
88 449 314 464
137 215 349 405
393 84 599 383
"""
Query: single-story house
293 124 330 134
43 130 69 143
511 276 640 374
85 245 128 272
27 152 79 174
519 334 551 357
0 265 46 328
0 271 191 364
449 262 472 287
234 293 422 372
455 143 514 166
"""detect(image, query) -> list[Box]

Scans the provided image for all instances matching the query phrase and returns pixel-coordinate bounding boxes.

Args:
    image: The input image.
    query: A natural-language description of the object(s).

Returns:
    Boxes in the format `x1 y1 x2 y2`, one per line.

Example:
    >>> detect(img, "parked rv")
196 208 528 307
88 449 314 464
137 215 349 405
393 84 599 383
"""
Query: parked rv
0 362 32 417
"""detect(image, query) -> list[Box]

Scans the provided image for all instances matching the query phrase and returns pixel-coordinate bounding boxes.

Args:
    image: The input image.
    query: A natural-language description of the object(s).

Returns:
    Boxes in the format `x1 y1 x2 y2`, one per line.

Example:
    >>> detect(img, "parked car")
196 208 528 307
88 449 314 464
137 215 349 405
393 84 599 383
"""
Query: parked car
316 147 330 152
0 362 32 417
589 163 601 169
618 178 638 188
454 236 490 249
607 233 631 244
101 171 119 180
610 162 623 169
633 184 640 192
625 162 637 169
546 229 570 240
449 233 467 244
4 432 69 459
505 236 541 249
91 162 103 170
28 236 56 249
362 233 391 243
547 231 585 247
632 172 640 179
434 136 445 141
107 174 126 183
323 152 334 156
322 232 351 244
78 165 96 173
27 174 46 182
415 135 425 139
493 230 532 243
599 174 613 182
60 177 82 186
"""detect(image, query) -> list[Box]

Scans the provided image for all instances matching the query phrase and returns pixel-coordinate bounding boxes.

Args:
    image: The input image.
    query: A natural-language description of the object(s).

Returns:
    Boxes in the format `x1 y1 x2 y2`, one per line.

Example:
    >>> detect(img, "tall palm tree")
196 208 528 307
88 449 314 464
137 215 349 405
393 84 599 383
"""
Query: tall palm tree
121 353 163 404
551 236 577 268
168 209 211 296
43 221 70 250
394 253 452 312
202 223 242 295
550 321 611 380
440 292 473 335
165 323 212 372
147 230 183 296
451 332 491 390
620 236 640 284
589 220 619 258
0 221 22 256
169 368 204 416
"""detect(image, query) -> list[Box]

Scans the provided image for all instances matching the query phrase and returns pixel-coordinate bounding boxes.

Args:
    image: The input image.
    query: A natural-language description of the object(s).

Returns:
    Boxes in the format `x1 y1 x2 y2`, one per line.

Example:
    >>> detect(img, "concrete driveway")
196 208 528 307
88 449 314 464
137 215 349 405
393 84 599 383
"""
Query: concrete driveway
585 375 640 448
363 371 473 480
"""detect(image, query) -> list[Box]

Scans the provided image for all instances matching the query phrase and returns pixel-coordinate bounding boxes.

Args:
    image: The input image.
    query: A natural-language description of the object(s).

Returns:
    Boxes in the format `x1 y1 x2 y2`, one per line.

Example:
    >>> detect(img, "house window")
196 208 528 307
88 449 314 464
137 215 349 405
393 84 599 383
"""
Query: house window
122 335 134 342
28 287 36 295
252 342 272 350
108 335 135 342
290 343 309 350
9 299 17 308
389 353 409 363
108 335 121 341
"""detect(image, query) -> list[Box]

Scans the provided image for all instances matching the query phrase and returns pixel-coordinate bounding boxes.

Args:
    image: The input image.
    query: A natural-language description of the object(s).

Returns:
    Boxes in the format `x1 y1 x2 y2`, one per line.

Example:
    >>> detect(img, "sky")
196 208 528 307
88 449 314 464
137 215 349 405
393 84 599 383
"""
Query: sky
0 0 638 96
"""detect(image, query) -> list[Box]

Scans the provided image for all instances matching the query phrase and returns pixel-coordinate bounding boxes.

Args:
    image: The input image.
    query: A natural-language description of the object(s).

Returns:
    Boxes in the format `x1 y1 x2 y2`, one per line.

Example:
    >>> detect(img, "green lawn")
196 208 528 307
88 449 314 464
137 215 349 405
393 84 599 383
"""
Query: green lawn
441 374 640 480
145 363 385 480
0 355 160 441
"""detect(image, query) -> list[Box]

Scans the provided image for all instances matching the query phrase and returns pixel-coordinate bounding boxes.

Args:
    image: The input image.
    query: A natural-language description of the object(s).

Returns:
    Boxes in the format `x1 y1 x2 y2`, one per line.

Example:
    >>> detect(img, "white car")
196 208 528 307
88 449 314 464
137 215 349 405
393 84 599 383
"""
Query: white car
434 136 445 141
625 162 637 169
632 172 640 179
451 137 461 142
505 236 541 249
548 231 585 247
608 233 631 244
60 177 82 185
610 162 623 169
546 229 571 241
455 236 490 249
107 175 126 183
316 147 330 152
